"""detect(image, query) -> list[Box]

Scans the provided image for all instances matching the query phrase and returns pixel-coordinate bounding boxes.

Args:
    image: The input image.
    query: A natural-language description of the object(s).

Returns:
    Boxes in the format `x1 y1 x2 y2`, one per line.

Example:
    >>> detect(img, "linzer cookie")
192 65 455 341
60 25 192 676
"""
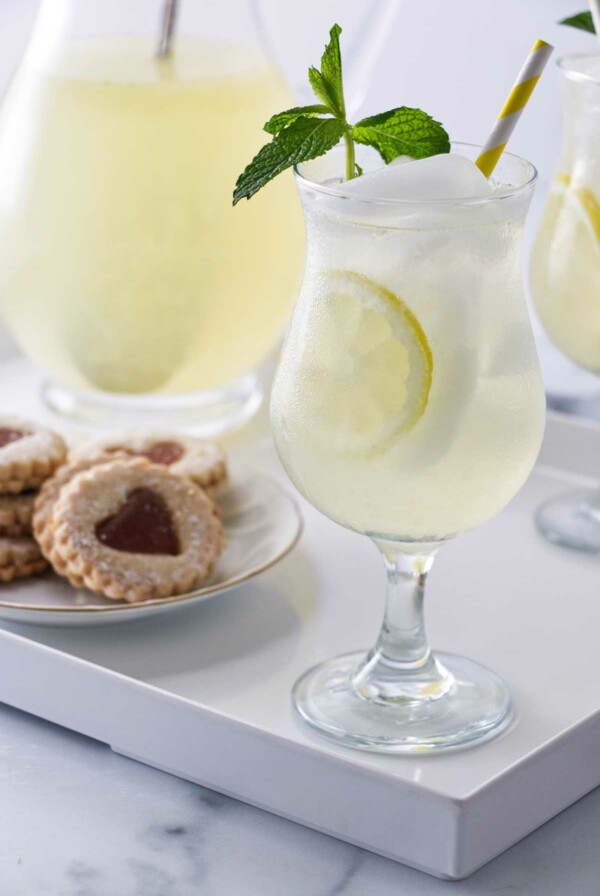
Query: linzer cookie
44 458 224 602
0 492 36 537
0 418 67 494
70 434 228 496
0 536 47 582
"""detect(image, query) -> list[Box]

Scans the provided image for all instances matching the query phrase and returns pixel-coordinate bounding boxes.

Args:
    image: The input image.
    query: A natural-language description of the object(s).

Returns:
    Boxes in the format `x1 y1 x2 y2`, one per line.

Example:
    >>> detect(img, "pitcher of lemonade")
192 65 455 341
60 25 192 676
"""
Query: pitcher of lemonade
0 0 394 432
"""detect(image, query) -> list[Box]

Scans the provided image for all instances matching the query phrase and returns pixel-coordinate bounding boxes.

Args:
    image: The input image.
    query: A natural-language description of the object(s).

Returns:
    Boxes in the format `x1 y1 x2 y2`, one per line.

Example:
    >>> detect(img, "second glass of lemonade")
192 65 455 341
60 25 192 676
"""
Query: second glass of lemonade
531 53 600 552
0 0 303 432
272 145 545 752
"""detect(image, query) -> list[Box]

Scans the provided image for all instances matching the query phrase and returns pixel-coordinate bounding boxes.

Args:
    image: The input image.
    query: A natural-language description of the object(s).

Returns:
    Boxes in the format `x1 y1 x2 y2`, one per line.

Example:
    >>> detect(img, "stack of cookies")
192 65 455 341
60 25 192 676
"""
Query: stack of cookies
0 418 67 582
0 419 228 602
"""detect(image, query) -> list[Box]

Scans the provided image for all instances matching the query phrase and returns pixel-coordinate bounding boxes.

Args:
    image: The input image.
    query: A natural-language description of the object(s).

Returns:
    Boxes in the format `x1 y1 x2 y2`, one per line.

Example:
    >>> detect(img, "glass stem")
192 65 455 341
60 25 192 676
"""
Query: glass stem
352 546 454 704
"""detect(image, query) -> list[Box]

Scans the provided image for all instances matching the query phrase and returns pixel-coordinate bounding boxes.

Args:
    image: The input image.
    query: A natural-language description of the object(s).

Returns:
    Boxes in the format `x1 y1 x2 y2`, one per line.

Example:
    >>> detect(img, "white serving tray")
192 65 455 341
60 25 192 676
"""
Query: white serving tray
0 371 599 878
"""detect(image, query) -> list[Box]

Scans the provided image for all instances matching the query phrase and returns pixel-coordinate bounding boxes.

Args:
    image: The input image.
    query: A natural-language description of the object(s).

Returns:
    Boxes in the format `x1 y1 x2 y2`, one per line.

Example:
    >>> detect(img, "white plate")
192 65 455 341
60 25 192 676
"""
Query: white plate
0 470 302 626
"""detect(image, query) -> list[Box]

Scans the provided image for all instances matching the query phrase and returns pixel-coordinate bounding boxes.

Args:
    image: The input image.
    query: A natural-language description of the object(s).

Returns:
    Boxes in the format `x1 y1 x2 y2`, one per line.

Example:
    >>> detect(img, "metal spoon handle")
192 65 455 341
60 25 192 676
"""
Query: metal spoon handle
157 0 179 57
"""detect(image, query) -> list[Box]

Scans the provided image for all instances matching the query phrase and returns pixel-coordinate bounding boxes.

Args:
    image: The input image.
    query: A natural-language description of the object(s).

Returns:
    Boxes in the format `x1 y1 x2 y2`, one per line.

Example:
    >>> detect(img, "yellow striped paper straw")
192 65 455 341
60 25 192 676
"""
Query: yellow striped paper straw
475 39 554 178
589 0 600 38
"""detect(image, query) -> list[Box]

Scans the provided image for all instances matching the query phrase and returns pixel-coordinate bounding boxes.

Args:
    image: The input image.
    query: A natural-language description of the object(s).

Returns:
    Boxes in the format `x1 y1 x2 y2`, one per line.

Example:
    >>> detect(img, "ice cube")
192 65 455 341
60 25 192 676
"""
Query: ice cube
342 153 493 201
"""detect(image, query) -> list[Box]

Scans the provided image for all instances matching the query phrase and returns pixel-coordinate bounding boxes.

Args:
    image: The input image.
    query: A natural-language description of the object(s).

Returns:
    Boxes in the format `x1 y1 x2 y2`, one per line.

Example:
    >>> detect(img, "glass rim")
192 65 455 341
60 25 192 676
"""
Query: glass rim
557 51 600 86
294 141 537 208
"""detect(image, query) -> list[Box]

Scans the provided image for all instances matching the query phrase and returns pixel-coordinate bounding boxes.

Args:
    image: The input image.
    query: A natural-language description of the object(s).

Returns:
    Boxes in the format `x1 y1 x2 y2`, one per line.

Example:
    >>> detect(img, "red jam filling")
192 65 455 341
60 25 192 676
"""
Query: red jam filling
95 488 180 555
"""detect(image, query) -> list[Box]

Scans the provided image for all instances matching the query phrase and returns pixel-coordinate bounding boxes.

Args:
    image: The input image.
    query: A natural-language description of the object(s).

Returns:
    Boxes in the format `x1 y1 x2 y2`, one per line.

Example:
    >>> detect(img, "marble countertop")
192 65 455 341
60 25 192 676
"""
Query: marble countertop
0 699 597 896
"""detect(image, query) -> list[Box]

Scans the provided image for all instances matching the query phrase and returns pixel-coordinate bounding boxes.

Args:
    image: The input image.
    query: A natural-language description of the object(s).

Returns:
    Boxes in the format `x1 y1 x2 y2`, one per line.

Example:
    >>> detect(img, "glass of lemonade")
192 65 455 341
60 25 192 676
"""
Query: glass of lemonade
271 144 545 753
0 0 304 432
531 53 600 552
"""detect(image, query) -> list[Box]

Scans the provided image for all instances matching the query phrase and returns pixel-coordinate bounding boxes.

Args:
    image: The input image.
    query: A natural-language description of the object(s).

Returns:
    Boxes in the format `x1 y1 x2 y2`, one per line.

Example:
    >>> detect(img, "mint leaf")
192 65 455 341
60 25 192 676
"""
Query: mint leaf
320 24 345 116
308 67 337 112
264 104 330 135
307 25 345 118
560 11 595 32
353 108 450 163
233 117 346 204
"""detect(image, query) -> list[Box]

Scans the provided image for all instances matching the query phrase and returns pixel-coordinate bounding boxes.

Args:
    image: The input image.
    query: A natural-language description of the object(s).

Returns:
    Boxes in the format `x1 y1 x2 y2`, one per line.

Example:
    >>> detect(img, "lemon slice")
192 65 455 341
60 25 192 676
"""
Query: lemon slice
554 173 600 254
302 271 433 454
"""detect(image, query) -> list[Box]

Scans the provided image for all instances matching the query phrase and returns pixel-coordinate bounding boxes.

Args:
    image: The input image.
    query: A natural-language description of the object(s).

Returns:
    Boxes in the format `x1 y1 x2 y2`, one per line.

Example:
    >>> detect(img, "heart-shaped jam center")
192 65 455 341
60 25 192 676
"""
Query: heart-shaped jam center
95 488 180 555
0 428 26 449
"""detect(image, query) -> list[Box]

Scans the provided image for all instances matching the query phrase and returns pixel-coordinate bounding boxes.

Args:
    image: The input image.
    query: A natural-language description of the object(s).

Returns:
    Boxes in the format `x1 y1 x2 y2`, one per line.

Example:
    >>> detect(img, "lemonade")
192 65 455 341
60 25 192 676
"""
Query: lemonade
268 144 545 752
238 19 549 752
271 150 546 544
529 52 600 553
531 54 600 374
0 37 303 394
531 174 600 372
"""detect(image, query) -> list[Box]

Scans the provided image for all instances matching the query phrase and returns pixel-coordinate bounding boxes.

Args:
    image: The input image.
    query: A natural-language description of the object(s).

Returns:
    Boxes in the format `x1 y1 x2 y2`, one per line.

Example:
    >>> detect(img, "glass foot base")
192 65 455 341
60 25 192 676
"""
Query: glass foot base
292 651 512 754
42 373 262 437
536 490 600 554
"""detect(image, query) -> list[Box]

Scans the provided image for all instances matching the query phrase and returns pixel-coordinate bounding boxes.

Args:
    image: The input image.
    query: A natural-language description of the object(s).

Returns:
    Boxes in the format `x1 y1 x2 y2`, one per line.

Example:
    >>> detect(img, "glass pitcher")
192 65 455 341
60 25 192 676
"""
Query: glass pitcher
0 0 395 433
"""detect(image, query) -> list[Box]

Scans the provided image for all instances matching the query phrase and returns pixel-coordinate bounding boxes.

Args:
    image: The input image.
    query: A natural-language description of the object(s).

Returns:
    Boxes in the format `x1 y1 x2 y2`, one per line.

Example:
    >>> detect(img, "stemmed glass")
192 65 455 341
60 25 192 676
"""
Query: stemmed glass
271 144 546 753
531 53 600 553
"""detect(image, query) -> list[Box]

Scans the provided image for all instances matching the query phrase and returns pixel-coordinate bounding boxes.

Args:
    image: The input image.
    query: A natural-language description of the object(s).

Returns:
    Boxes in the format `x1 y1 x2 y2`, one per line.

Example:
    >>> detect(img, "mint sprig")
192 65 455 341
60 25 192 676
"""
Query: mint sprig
353 108 450 163
560 12 595 32
232 24 450 205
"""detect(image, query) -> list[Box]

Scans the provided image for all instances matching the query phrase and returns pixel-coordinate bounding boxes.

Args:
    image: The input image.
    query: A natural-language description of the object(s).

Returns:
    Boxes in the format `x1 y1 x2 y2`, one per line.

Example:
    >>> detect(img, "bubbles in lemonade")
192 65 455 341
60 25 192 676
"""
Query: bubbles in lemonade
271 153 545 544
0 38 303 393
